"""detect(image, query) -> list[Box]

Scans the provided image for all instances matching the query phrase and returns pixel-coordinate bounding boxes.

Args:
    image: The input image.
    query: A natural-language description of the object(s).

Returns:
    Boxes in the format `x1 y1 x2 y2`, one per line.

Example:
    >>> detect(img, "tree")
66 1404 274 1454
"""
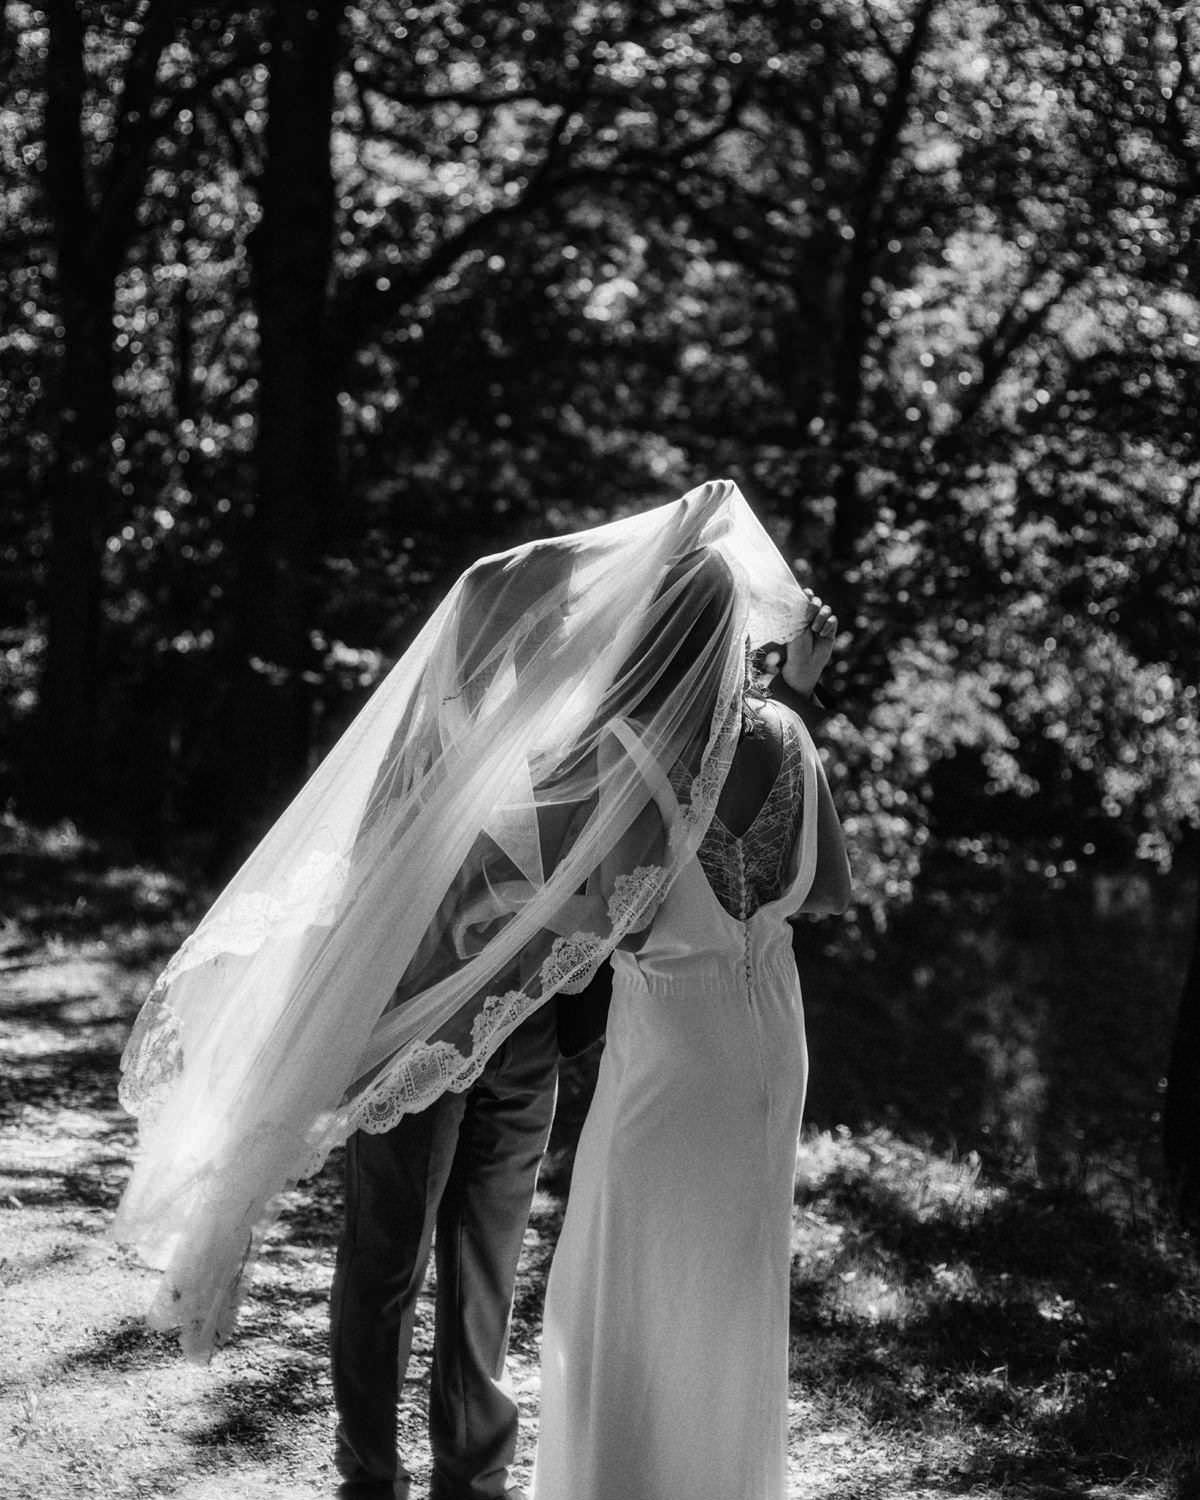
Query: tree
35 0 185 815
1165 848 1200 1227
219 0 345 835
997 0 1200 1213
3 0 1196 962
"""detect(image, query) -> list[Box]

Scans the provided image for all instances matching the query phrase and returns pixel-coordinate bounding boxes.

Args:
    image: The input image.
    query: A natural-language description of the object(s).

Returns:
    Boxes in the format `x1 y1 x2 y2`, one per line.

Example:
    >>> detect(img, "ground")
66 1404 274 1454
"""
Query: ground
2 823 1199 1499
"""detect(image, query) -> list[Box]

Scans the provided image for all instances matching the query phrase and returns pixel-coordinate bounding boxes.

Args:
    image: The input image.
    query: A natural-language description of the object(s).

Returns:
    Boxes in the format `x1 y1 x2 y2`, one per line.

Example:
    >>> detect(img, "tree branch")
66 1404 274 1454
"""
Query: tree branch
854 0 938 236
42 0 93 285
937 260 1091 452
863 0 902 67
92 0 184 275
334 67 752 360
354 58 553 111
195 85 258 180
1162 10 1200 189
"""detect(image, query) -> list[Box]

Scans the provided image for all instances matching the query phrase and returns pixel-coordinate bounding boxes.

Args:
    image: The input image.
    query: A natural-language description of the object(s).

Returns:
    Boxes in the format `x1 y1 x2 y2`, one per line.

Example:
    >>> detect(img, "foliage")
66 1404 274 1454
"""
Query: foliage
0 0 1197 890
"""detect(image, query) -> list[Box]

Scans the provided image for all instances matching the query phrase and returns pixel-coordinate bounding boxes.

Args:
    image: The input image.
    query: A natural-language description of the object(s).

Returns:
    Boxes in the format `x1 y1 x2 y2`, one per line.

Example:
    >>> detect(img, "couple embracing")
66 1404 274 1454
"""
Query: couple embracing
113 480 851 1500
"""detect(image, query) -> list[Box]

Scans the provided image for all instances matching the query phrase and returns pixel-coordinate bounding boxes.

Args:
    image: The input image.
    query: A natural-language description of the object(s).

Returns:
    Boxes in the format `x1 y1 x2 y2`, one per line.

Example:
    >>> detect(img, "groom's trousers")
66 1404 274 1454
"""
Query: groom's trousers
330 1002 559 1500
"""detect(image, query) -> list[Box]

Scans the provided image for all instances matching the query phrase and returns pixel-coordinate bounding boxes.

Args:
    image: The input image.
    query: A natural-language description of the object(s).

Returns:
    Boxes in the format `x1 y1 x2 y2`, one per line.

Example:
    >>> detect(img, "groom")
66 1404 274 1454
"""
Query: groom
329 1000 561 1500
331 541 611 1500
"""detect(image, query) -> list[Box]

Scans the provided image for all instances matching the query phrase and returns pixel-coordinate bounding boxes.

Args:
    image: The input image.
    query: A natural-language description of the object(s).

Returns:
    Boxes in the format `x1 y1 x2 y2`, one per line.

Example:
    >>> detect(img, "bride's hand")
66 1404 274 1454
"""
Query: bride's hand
780 589 838 697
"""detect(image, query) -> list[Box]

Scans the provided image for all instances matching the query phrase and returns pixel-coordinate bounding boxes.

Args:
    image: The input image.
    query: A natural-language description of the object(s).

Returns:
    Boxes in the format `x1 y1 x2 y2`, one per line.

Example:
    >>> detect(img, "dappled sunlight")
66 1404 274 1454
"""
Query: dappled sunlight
801 855 1190 1201
1 0 1199 1488
969 979 1051 1160
829 1266 911 1328
3 825 1199 1494
797 1127 1003 1228
786 1126 1200 1492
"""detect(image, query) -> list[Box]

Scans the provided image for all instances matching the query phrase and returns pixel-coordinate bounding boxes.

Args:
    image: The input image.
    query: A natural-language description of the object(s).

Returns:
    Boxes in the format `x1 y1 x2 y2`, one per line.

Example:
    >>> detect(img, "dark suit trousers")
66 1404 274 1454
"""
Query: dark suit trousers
330 1004 559 1500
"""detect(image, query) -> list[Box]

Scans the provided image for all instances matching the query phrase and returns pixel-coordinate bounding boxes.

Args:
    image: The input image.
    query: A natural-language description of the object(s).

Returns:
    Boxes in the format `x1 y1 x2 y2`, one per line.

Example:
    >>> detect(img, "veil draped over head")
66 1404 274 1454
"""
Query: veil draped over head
113 479 819 1358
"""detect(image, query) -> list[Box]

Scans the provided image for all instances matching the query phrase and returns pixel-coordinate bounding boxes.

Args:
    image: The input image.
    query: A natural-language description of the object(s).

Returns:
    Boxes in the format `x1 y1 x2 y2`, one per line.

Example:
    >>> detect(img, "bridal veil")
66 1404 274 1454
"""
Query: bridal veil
112 478 817 1357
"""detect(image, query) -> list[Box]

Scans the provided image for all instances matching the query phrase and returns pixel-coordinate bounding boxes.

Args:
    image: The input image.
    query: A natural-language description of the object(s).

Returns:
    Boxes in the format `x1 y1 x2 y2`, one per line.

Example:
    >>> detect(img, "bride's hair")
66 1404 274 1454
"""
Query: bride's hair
625 548 767 743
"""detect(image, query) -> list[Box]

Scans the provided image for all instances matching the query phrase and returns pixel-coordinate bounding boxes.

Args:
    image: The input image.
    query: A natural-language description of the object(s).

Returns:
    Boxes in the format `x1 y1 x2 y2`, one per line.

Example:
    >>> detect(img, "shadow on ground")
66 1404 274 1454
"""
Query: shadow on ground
790 1139 1200 1495
4 821 1200 1498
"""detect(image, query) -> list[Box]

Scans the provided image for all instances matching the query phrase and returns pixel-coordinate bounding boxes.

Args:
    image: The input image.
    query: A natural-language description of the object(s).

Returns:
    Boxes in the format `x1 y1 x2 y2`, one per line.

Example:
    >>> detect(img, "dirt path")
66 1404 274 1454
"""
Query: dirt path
2 837 1198 1499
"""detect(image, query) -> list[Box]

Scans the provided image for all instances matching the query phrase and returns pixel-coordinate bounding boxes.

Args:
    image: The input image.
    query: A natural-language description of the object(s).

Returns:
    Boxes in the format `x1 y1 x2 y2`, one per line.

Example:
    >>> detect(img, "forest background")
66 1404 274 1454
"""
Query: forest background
2 1 1200 1495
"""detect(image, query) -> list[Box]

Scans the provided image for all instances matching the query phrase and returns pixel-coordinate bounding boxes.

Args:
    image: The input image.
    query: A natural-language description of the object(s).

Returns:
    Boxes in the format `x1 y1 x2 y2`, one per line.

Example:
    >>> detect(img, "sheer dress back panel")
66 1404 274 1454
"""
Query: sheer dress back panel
672 700 805 921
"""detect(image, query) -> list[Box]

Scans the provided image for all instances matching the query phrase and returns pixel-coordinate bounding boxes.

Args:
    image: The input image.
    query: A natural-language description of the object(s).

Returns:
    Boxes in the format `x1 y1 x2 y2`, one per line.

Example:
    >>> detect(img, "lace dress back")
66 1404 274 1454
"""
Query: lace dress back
676 704 806 921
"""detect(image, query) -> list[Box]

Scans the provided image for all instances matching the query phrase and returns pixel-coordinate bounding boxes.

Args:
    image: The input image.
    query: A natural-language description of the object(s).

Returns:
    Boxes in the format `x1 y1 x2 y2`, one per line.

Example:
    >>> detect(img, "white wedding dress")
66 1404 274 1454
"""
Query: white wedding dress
534 702 822 1500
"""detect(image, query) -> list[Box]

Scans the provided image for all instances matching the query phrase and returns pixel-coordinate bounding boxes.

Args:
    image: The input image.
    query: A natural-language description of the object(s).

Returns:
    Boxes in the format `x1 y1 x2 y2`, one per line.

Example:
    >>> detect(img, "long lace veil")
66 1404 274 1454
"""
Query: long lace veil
112 478 815 1358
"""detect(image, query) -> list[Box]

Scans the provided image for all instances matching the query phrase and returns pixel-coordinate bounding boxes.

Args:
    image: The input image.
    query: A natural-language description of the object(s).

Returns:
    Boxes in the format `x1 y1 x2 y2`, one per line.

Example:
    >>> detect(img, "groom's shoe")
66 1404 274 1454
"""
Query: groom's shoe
334 1482 411 1499
425 1485 527 1500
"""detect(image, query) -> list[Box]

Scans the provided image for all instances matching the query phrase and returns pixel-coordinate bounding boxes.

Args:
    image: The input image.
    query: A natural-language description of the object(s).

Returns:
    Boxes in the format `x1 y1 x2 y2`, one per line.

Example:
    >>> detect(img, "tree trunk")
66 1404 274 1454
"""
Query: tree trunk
34 1 110 816
816 0 938 609
1164 860 1200 1228
224 0 343 841
34 0 180 820
38 292 115 816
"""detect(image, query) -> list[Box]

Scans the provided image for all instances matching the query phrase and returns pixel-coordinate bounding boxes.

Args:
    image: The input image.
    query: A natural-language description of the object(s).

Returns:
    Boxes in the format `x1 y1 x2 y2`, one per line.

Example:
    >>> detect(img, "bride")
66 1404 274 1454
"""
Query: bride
530 546 848 1500
112 478 850 1498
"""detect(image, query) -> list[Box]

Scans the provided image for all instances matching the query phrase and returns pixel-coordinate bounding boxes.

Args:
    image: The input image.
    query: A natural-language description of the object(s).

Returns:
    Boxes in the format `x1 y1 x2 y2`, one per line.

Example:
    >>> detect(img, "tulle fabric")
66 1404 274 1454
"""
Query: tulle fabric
111 478 814 1358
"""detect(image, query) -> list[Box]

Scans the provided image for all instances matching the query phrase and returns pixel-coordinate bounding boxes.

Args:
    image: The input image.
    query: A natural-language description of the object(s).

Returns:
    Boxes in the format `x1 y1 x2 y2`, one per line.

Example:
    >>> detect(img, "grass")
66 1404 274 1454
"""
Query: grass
2 816 1199 1498
787 1130 1200 1497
